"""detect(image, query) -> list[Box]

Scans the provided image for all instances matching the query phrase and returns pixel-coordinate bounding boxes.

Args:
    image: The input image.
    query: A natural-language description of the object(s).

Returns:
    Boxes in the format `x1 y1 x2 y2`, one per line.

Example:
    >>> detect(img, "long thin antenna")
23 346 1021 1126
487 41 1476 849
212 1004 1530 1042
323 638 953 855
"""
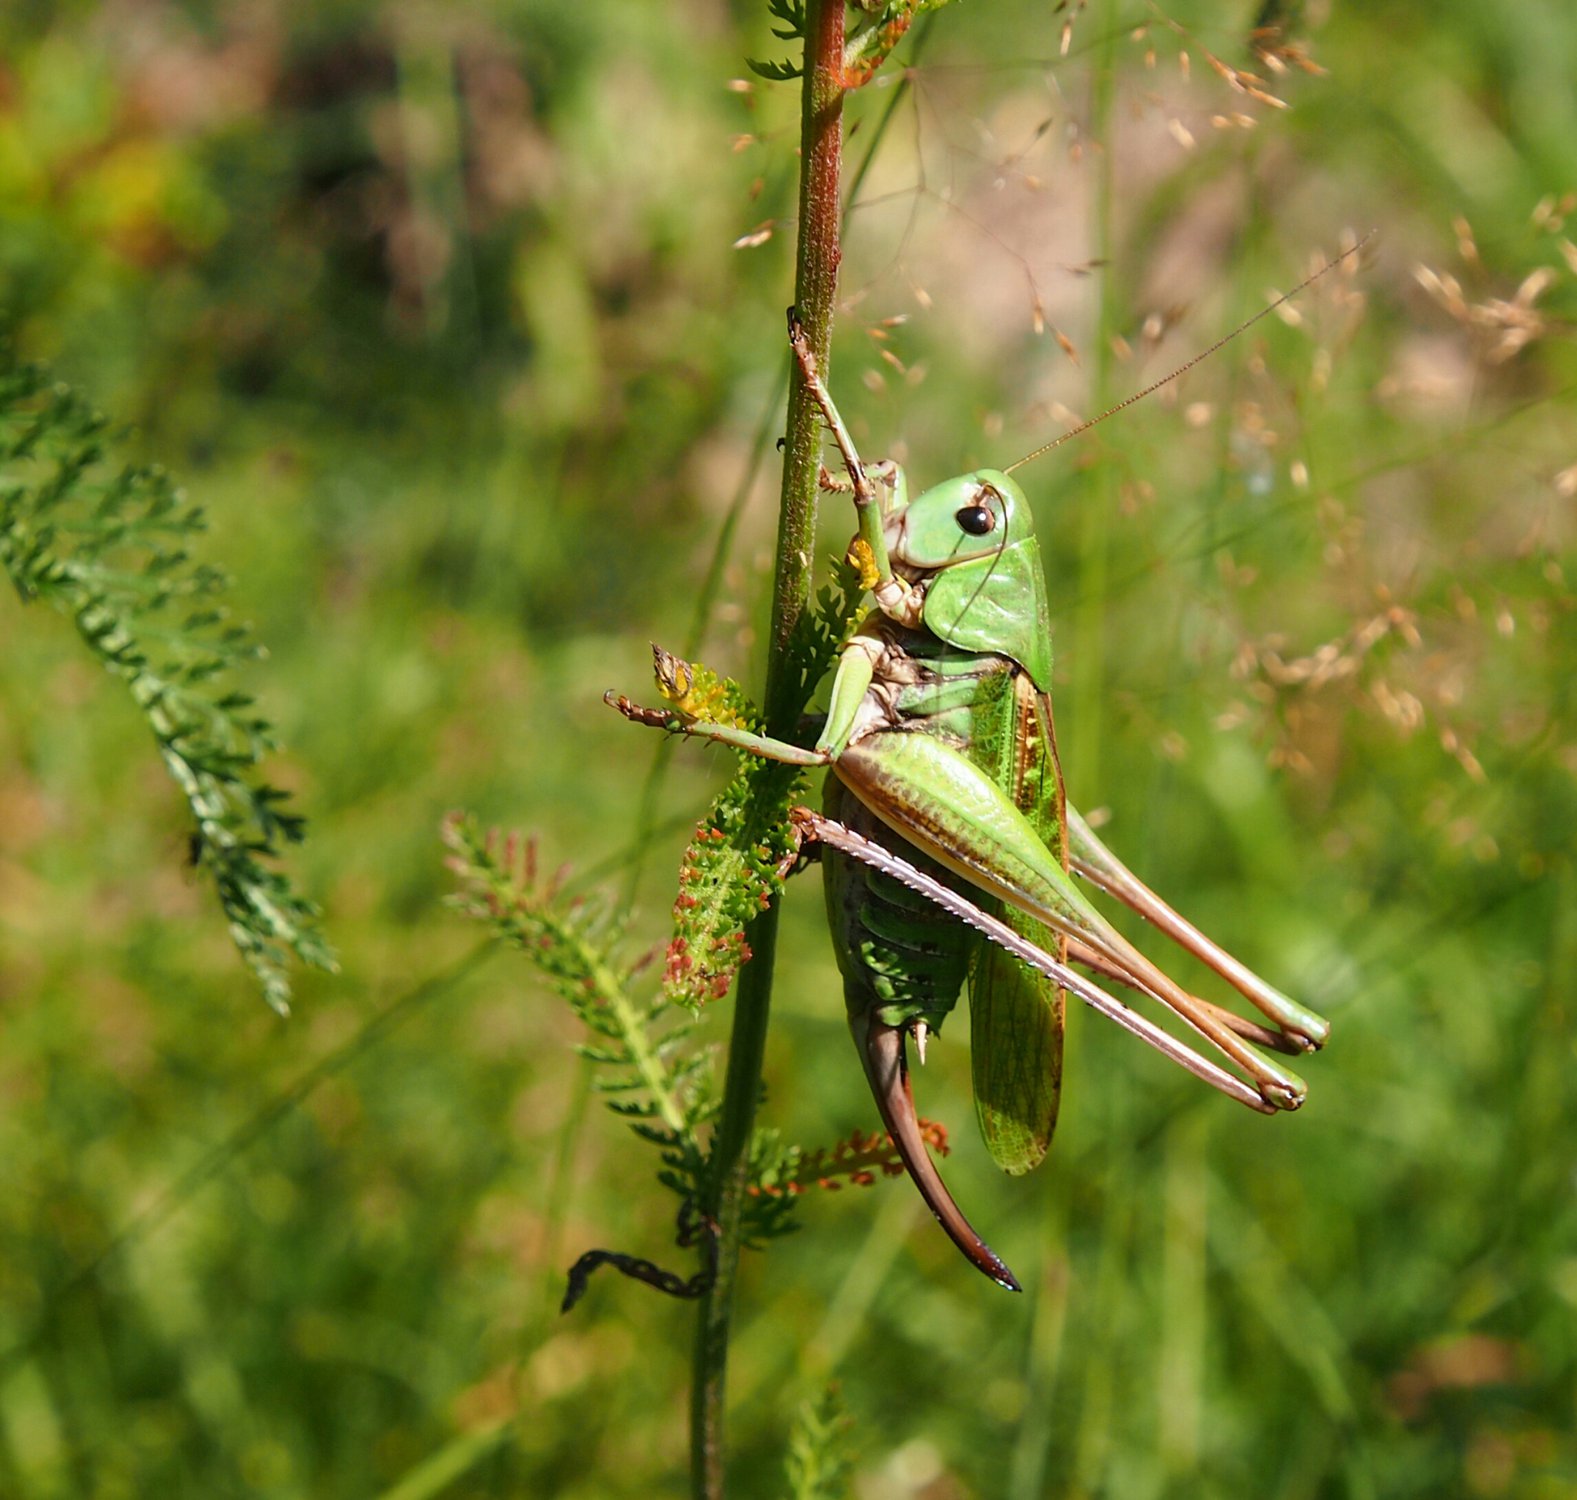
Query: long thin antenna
1003 231 1376 475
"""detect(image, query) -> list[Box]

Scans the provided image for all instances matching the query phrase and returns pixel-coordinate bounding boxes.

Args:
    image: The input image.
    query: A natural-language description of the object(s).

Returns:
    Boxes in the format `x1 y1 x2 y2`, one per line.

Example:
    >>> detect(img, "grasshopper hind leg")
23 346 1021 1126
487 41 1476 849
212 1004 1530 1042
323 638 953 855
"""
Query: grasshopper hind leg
855 1012 1022 1292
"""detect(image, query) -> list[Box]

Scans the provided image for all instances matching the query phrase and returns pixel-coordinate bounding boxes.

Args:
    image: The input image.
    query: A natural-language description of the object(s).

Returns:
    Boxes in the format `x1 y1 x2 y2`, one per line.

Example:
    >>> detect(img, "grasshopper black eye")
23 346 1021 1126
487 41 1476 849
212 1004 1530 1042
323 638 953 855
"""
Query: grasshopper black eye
956 504 995 536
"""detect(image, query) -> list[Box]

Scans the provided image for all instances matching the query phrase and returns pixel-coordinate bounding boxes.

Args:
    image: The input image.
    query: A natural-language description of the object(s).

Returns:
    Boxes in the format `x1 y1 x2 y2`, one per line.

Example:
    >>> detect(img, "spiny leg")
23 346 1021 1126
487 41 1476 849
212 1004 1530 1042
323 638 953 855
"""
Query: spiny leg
787 309 919 623
794 808 1273 1113
787 308 876 508
605 689 832 767
1066 806 1329 1051
1064 940 1306 1057
830 732 1309 1110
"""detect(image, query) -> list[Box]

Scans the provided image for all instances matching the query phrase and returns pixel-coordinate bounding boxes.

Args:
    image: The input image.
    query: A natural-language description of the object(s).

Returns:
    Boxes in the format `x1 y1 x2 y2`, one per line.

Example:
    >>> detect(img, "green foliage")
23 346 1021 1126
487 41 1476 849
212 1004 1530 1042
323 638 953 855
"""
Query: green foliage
442 796 941 1273
0 348 332 1012
745 1118 947 1247
784 1384 855 1500
740 1127 806 1248
665 751 804 1006
442 814 810 1269
748 0 955 84
749 0 811 81
793 566 868 714
662 570 864 1009
443 813 715 1208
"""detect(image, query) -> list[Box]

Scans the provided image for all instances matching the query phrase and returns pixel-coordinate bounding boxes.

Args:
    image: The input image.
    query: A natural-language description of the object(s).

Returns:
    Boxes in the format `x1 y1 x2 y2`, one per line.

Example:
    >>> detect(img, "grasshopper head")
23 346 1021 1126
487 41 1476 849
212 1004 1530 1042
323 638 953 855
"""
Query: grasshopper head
884 468 1055 692
886 469 1035 573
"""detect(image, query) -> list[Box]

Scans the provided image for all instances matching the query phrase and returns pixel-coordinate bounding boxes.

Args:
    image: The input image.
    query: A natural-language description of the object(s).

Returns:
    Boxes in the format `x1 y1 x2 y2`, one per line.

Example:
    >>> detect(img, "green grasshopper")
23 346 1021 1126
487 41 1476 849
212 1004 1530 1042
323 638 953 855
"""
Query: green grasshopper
611 307 1332 1291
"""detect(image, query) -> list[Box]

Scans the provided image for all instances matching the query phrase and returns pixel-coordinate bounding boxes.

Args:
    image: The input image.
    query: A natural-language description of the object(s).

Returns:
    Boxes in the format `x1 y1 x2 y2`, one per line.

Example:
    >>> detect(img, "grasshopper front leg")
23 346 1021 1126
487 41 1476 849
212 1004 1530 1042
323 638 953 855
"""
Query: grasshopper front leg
788 308 924 629
604 691 832 768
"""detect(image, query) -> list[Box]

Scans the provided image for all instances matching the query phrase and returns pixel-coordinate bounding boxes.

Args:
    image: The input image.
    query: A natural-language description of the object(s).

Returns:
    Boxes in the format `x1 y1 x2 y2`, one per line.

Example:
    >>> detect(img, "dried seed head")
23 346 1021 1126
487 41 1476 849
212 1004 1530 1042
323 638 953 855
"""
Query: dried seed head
733 221 774 250
1452 215 1480 266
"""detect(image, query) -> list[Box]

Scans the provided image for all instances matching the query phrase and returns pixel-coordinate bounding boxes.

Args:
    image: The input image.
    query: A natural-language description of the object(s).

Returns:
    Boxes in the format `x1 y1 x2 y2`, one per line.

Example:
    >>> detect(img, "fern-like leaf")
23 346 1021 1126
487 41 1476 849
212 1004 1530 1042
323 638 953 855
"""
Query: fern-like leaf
443 813 715 1206
0 348 334 1012
663 568 865 1011
747 1119 950 1198
748 1 956 89
785 1384 856 1500
738 1116 950 1248
767 0 808 39
748 0 808 78
666 755 804 1009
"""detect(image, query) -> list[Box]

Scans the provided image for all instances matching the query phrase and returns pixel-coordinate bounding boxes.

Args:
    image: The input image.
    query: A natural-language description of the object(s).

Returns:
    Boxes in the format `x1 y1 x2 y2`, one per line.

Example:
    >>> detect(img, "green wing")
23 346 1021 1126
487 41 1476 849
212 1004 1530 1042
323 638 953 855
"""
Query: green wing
967 677 1067 1175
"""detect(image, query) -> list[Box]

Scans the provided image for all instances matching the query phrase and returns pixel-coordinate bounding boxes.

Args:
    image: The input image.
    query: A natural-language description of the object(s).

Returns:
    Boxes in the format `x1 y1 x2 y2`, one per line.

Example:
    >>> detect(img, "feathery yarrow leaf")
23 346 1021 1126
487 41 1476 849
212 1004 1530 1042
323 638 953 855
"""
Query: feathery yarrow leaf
785 1384 856 1500
653 651 800 1009
0 347 333 1012
663 568 865 1011
442 813 716 1206
748 1 956 86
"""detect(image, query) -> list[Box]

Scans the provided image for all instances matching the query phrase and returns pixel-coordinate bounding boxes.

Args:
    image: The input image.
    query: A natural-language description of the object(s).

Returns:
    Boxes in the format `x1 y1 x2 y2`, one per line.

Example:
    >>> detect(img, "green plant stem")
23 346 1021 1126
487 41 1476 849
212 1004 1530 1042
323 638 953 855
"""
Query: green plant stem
689 4 847 1496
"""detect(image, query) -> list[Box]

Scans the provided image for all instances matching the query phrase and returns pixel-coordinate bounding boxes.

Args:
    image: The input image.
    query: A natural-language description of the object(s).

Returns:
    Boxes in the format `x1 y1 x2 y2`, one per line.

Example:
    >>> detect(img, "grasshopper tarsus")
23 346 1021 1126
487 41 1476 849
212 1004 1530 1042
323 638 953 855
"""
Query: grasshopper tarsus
1065 938 1311 1057
818 463 854 494
786 306 814 377
603 689 673 728
1263 1080 1307 1112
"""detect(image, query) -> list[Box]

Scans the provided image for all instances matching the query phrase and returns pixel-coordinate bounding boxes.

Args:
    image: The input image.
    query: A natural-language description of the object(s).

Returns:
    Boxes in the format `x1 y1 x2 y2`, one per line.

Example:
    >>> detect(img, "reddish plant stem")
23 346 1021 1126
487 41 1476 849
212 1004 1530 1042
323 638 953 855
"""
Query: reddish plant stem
765 14 846 730
688 4 847 1497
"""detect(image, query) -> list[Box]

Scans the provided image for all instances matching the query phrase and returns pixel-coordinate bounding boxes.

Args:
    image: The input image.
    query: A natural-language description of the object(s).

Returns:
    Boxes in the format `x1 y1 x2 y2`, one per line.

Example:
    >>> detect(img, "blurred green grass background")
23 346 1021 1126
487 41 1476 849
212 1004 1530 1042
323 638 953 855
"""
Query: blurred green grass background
1 2 1574 1496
